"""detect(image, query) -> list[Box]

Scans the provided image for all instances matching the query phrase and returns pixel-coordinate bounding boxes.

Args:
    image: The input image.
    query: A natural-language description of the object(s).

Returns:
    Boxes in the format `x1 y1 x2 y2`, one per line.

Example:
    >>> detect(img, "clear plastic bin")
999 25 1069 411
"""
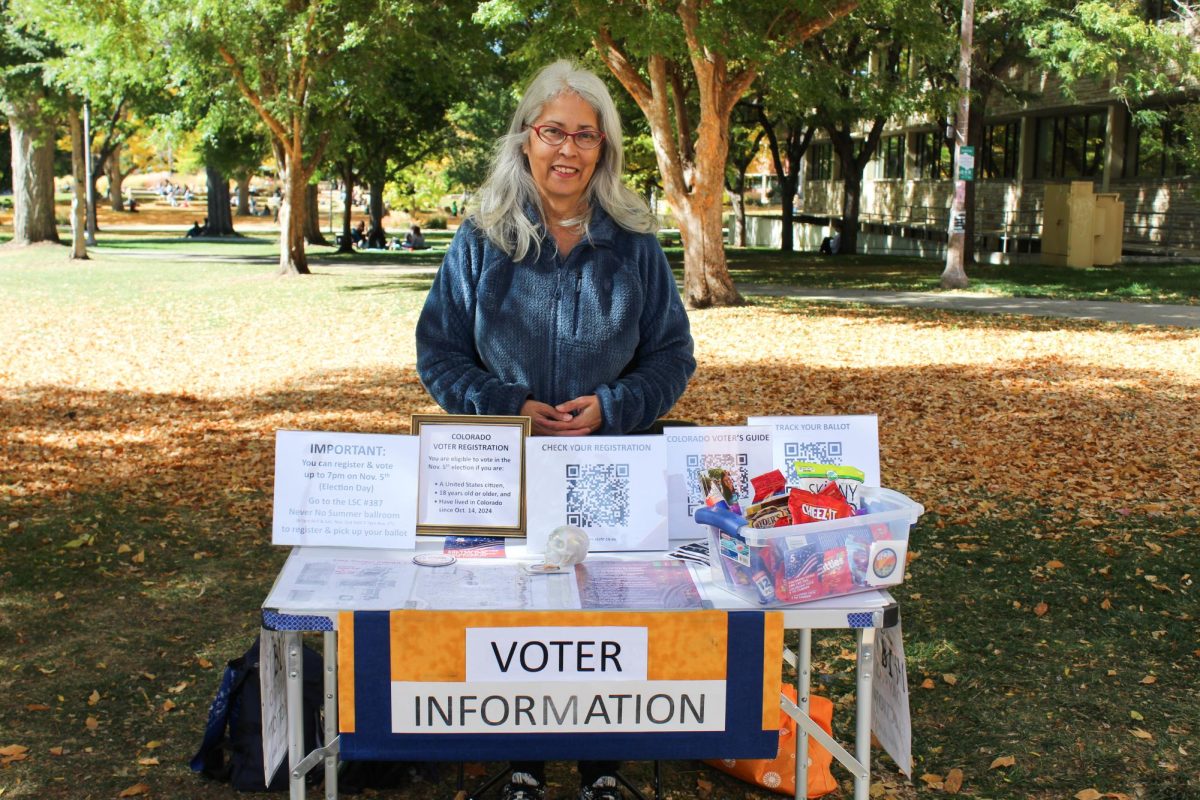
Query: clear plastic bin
694 487 923 607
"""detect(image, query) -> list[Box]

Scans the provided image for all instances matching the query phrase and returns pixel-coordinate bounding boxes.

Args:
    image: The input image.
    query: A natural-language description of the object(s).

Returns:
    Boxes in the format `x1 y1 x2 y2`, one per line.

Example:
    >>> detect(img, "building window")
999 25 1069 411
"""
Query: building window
1034 112 1107 179
809 142 833 181
1127 108 1190 178
878 135 905 179
982 121 1020 179
914 131 952 179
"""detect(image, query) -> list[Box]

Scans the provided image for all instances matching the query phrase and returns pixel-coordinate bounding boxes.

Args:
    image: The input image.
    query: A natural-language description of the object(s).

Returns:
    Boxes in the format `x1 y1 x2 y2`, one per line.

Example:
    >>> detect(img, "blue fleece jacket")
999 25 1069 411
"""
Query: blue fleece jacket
415 207 695 434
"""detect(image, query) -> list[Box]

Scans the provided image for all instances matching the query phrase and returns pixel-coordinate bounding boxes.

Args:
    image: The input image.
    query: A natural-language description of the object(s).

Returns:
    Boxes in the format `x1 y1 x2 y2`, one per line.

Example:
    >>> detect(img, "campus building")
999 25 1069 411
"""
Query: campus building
752 18 1198 258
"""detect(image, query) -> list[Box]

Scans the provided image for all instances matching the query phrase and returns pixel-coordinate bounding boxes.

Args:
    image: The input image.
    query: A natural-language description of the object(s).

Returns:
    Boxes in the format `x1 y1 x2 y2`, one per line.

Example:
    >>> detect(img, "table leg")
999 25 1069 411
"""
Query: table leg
286 631 307 800
855 627 876 800
324 631 338 800
794 628 812 800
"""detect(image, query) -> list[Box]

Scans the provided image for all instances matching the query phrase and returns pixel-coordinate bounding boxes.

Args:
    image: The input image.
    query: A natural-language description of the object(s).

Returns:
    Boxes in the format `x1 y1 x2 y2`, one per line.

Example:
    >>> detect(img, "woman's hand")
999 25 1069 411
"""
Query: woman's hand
520 396 602 436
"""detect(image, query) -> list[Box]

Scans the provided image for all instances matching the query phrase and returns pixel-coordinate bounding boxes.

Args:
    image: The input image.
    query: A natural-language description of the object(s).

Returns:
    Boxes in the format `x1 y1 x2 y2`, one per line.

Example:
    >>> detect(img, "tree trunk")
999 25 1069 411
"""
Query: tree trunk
205 164 235 235
277 147 310 275
5 92 61 245
304 182 328 245
779 180 796 253
235 173 252 216
676 186 741 308
369 178 386 244
106 144 126 211
338 161 356 253
86 171 103 233
68 106 88 260
839 172 863 255
729 189 746 247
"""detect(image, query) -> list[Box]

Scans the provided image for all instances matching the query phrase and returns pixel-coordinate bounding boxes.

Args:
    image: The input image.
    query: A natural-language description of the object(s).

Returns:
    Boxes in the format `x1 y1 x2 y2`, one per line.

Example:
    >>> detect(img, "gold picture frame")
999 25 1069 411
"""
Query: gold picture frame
410 414 531 537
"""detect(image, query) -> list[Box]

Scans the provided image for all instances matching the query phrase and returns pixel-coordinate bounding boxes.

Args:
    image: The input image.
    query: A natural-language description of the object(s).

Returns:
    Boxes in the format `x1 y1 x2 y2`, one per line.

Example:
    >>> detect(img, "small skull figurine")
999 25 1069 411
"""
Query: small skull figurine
545 525 590 568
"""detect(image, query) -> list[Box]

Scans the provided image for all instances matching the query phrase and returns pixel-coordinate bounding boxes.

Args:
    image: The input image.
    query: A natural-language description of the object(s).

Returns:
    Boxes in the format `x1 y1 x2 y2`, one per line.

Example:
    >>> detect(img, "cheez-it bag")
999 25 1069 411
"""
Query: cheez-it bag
705 684 837 797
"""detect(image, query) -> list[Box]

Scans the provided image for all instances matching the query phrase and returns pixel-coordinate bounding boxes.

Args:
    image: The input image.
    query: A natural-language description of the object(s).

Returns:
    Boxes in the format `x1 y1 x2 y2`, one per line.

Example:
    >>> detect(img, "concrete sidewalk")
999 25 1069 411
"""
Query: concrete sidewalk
740 285 1200 328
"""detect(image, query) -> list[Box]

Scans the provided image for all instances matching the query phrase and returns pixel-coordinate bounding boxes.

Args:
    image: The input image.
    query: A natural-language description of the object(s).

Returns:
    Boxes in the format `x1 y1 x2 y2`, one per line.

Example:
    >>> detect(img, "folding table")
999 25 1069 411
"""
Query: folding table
262 541 899 800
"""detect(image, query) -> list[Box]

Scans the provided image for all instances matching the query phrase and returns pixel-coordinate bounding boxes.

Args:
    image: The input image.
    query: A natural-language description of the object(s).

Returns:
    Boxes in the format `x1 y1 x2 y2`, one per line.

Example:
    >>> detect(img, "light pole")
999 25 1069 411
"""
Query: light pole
83 101 97 247
941 0 974 288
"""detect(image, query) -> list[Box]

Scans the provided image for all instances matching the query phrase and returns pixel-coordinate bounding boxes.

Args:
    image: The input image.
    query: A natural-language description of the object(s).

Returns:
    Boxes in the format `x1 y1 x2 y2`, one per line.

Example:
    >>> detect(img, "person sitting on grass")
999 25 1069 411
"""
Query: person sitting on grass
186 220 204 238
400 224 427 250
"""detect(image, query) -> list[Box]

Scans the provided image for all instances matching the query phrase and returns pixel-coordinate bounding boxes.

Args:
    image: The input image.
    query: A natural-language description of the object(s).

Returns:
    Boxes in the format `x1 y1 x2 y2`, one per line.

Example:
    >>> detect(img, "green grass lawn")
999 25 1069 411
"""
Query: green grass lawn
660 248 1200 305
0 236 1196 799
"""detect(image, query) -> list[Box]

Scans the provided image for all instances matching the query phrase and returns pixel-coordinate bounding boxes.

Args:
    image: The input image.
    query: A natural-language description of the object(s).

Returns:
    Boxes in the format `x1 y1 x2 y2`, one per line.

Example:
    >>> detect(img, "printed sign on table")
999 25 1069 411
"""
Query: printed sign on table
272 430 419 549
412 415 529 536
747 415 881 487
663 426 774 538
525 436 668 552
336 609 783 761
872 618 913 777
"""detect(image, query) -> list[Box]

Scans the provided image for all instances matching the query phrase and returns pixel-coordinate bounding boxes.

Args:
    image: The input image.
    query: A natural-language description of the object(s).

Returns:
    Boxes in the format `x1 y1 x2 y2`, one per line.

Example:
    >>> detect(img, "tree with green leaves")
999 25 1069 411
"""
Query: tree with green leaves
724 105 767 248
802 0 952 255
745 86 815 253
0 7 60 245
477 0 858 307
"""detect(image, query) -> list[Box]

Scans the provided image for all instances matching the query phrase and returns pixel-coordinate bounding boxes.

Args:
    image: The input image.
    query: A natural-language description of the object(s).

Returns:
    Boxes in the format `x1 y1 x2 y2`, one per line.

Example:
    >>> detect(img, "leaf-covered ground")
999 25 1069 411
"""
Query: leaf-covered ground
0 241 1196 799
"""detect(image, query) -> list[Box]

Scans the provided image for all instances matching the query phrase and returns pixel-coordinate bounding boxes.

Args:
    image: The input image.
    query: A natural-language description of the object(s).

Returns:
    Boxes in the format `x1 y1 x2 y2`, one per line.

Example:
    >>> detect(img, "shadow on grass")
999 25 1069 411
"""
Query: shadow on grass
1 358 1196 798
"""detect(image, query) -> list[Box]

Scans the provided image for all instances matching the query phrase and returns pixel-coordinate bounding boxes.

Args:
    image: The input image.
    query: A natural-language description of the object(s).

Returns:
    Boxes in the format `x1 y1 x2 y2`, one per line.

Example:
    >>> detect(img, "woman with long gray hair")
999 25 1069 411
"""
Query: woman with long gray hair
416 59 694 445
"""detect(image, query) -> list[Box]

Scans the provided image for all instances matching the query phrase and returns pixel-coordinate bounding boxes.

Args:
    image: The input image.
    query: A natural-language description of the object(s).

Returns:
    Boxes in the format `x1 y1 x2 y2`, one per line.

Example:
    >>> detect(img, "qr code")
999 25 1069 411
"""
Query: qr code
686 453 750 516
566 463 630 528
783 441 843 483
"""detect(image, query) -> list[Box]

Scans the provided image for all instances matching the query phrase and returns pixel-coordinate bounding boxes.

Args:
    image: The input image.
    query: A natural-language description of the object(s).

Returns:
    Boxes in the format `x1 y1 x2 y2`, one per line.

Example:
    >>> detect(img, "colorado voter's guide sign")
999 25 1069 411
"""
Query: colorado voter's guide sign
336 610 783 761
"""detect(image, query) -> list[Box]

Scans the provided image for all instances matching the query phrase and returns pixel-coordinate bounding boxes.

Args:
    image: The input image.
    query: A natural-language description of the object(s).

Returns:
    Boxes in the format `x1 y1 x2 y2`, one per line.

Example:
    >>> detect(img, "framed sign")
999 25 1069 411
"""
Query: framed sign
411 414 530 537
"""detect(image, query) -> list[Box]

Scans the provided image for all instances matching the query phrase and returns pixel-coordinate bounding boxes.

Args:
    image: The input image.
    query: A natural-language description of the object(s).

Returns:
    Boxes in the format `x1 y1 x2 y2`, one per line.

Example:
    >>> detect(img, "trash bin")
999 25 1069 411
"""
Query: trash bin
1041 181 1124 267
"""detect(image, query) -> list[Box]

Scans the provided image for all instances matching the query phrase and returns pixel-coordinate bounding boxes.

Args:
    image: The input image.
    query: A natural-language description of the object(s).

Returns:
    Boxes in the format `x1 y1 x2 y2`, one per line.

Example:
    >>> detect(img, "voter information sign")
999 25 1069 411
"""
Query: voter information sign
336 610 783 761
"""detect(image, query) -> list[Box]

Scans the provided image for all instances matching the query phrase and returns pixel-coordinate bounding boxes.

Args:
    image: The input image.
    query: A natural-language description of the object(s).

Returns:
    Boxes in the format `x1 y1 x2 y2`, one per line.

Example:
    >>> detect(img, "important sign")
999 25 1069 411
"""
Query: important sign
272 430 418 549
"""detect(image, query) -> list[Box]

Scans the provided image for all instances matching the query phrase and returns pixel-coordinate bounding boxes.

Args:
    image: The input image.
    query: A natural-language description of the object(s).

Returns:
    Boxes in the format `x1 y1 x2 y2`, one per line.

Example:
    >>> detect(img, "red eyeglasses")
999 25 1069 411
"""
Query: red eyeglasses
527 124 606 150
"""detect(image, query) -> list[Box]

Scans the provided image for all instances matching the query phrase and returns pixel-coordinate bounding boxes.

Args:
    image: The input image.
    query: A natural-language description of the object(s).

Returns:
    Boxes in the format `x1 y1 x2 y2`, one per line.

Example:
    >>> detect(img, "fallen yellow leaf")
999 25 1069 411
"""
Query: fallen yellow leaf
49 746 64 756
197 657 213 669
85 716 99 730
137 757 160 766
144 740 162 749
0 746 29 757
1139 675 1157 685
1074 790 1102 800
161 699 176 712
118 783 150 798
942 674 958 686
1034 602 1050 617
989 755 1016 769
919 773 943 788
920 678 936 689
1130 728 1153 740
1046 560 1065 569
944 767 964 794
132 549 145 564
88 689 100 706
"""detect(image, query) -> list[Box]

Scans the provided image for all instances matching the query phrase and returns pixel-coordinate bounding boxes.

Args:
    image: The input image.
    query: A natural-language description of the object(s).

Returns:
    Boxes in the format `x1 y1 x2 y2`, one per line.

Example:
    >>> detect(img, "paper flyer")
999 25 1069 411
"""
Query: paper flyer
574 559 704 609
662 425 774 538
272 430 419 549
747 415 881 486
525 436 668 552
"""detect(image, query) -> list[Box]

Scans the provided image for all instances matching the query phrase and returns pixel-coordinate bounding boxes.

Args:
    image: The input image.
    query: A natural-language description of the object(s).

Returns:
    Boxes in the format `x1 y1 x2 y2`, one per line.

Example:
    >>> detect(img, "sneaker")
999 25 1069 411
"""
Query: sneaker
501 771 545 800
578 775 623 800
